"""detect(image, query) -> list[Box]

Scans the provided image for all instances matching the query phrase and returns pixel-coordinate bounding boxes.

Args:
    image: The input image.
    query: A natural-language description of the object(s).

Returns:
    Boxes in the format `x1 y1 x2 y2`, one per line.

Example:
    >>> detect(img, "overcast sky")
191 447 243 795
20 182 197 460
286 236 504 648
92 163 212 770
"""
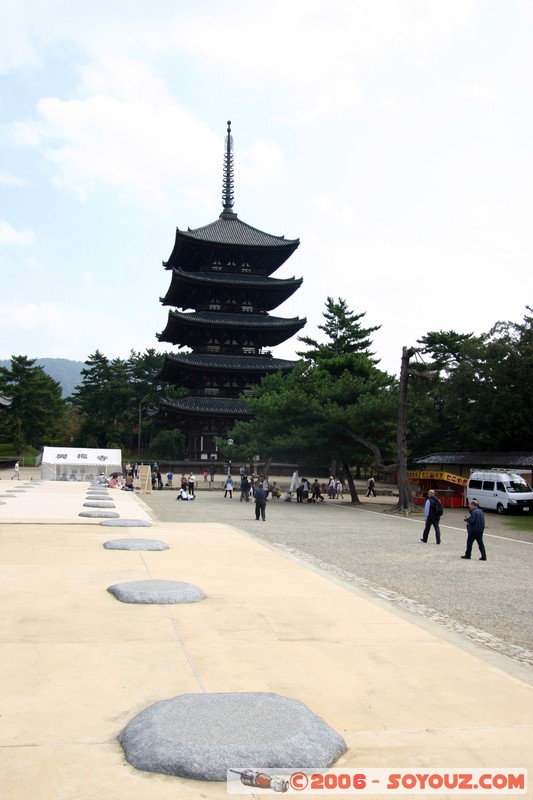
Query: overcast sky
1 0 531 376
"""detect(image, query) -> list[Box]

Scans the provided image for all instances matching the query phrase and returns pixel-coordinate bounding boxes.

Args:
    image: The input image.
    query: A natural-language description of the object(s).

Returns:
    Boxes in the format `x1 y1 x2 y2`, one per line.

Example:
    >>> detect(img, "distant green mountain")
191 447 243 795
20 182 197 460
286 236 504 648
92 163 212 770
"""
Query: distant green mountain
0 358 85 398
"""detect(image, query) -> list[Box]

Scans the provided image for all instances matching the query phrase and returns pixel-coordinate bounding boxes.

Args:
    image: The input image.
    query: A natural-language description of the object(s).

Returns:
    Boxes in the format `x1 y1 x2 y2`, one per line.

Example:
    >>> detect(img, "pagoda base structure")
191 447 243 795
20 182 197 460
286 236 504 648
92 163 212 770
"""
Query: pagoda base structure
157 396 252 461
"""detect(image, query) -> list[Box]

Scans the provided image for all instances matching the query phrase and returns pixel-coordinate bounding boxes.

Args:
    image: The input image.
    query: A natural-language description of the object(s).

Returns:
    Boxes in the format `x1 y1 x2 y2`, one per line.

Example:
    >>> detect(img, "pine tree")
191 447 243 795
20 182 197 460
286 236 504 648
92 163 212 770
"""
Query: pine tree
297 296 380 362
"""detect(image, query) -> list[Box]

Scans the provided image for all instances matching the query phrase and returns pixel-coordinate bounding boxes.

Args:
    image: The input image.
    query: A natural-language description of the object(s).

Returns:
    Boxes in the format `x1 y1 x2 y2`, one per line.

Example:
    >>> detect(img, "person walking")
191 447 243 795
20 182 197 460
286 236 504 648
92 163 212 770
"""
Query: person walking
240 474 250 502
462 500 487 560
12 461 20 480
254 482 268 521
311 479 322 502
420 489 442 544
366 476 376 497
224 475 234 498
188 472 195 497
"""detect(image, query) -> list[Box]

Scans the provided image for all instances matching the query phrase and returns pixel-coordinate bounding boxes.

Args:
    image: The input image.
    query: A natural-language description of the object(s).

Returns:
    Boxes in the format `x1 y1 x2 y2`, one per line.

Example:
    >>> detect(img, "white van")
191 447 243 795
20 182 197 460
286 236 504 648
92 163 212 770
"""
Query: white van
467 471 533 515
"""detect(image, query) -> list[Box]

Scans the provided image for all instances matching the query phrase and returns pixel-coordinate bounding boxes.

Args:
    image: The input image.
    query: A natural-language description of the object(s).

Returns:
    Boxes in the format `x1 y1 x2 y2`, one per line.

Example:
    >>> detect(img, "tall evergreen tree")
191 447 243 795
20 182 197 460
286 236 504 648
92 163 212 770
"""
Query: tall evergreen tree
0 356 66 450
297 296 381 362
417 307 533 452
222 299 396 501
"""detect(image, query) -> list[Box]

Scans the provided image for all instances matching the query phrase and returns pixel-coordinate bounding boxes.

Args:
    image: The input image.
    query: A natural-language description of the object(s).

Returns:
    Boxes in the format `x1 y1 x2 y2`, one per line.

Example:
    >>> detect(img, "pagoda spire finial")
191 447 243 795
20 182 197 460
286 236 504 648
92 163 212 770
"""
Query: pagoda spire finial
220 120 237 218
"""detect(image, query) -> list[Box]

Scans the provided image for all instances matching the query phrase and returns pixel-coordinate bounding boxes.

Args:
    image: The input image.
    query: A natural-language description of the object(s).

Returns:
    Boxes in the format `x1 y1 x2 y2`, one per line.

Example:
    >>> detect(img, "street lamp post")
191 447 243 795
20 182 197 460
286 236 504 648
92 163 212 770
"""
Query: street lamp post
227 438 233 476
137 401 143 459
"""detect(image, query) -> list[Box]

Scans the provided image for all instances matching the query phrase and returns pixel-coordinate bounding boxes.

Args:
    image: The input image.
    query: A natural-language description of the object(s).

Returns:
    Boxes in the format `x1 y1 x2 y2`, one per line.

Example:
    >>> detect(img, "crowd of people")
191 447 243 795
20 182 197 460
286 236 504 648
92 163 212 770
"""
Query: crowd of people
93 464 488 557
292 477 344 504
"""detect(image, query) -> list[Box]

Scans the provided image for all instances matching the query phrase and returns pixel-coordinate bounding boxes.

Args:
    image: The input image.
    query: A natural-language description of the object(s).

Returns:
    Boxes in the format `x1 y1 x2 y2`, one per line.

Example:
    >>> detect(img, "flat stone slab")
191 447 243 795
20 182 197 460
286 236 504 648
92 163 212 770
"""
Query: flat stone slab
79 510 120 518
83 501 116 508
119 692 347 780
103 539 168 550
107 580 206 604
99 519 152 528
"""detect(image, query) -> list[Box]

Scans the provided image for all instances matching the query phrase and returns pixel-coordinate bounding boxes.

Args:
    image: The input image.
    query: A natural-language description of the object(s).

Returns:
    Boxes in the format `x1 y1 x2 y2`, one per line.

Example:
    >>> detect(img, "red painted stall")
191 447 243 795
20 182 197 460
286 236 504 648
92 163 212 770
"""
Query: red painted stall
409 469 467 508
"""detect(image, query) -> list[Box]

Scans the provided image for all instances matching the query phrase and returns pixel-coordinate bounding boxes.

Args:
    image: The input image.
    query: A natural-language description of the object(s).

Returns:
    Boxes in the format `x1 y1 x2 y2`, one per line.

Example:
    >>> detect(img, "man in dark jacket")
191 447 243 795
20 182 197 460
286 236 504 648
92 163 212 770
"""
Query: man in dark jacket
421 489 442 544
462 500 487 560
254 482 268 521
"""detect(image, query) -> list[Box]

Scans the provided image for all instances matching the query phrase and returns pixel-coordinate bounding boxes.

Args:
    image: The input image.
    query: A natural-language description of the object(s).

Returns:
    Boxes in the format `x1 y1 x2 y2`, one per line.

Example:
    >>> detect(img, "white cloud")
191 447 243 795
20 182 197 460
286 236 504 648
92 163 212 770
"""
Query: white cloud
237 141 284 188
2 0 476 118
310 194 367 230
9 87 220 208
0 170 24 187
0 220 35 246
0 300 165 361
0 0 42 75
456 82 499 102
6 54 290 211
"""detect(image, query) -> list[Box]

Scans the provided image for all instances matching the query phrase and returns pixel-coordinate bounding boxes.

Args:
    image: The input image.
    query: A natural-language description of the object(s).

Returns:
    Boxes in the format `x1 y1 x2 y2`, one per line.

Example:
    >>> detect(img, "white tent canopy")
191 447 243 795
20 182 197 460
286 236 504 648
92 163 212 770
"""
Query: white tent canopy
40 447 122 482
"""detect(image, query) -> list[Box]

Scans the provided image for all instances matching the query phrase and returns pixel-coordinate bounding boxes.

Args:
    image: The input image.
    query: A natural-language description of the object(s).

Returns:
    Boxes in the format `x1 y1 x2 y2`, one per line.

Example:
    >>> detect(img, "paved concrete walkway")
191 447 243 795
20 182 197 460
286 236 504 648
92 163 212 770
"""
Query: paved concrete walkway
0 478 531 799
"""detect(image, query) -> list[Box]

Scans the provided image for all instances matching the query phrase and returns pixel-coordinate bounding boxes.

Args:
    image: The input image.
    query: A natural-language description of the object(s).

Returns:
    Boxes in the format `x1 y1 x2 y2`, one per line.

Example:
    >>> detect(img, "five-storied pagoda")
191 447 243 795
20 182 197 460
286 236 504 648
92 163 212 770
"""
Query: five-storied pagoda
155 122 306 462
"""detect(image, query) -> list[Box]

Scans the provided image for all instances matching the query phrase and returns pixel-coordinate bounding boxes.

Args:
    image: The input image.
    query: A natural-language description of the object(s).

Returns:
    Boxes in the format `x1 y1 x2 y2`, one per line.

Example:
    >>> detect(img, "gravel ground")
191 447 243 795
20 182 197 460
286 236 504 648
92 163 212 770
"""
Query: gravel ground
139 483 533 666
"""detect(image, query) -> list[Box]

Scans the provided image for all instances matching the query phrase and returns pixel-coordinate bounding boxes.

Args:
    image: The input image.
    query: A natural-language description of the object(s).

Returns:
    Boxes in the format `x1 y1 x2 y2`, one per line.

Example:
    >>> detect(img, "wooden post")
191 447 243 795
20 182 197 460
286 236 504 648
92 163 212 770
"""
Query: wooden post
393 346 417 513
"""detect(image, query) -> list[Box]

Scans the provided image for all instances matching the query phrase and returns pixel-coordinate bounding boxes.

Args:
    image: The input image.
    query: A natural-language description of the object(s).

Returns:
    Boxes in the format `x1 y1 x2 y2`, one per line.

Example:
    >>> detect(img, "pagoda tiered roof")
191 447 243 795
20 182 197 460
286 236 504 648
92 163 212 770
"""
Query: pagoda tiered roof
157 396 252 418
157 352 299 384
161 269 302 309
158 310 306 348
163 216 299 275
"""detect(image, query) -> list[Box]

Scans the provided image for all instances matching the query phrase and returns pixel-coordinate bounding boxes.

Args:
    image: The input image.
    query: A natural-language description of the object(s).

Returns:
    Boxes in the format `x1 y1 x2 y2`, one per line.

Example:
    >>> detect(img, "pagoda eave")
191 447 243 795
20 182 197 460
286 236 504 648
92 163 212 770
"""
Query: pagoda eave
160 269 302 309
157 353 300 383
155 396 252 421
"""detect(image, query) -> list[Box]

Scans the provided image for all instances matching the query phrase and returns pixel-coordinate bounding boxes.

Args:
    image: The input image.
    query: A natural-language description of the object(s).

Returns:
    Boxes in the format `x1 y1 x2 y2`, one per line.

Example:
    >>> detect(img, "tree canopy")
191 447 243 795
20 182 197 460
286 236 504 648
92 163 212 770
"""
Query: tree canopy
415 307 533 452
297 296 381 363
70 348 183 452
1 306 530 468
220 298 397 500
0 356 67 451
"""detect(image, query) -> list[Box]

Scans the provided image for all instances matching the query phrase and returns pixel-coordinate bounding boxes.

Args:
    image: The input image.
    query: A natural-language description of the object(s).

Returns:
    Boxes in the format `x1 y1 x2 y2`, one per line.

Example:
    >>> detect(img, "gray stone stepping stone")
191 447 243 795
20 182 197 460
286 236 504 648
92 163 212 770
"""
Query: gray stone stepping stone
119 692 347 780
79 510 120 518
107 580 206 604
100 519 152 527
87 491 110 496
83 501 116 508
103 539 168 550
